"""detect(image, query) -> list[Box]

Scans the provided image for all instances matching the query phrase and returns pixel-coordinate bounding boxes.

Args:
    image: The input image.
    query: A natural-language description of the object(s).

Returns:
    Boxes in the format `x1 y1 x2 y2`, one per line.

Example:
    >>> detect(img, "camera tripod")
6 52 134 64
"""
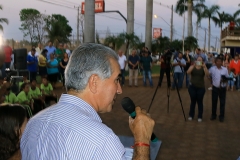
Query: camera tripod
147 62 186 121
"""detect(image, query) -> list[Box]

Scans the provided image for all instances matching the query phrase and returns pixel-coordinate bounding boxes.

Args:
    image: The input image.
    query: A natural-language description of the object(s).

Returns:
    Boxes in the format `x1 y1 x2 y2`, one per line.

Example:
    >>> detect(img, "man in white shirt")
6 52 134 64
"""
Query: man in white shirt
209 56 229 122
35 43 43 57
118 50 127 86
64 43 71 57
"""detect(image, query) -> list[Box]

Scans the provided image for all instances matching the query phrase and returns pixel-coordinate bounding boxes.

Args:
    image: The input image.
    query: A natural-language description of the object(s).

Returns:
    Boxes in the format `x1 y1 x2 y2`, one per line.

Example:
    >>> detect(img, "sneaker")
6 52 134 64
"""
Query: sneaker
208 87 212 90
198 118 202 122
188 117 192 121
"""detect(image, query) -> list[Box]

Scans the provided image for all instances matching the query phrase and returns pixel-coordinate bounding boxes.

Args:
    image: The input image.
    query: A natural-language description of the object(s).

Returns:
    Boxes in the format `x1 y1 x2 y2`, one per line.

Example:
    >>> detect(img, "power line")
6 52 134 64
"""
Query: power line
36 0 77 10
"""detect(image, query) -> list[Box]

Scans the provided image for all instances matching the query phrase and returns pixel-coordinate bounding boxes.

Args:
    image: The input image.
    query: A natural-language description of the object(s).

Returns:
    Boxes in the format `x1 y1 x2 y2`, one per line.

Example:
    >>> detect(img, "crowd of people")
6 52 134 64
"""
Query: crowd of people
0 43 155 160
0 41 239 159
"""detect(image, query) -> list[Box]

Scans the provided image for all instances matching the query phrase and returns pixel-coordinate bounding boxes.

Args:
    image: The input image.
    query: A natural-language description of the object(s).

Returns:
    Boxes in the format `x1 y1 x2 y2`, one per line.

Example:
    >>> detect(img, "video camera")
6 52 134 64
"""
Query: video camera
221 75 233 81
164 50 173 65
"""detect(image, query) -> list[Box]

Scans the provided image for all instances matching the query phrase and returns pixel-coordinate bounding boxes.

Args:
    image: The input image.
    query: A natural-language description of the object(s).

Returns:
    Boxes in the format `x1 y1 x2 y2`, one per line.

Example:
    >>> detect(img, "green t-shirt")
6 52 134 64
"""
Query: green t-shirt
56 49 65 63
141 56 153 71
4 92 18 103
40 83 53 95
17 91 32 104
29 87 41 99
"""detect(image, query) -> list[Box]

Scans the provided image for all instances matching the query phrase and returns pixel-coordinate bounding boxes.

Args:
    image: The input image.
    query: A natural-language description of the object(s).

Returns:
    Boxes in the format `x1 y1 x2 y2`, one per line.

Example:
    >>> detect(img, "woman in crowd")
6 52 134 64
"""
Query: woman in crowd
0 104 27 160
187 56 209 122
59 52 69 88
38 49 48 78
47 53 59 88
223 54 231 68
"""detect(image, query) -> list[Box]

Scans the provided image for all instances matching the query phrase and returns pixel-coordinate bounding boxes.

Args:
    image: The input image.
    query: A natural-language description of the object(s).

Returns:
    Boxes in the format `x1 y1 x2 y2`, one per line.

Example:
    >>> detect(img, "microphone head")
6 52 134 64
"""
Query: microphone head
121 97 135 114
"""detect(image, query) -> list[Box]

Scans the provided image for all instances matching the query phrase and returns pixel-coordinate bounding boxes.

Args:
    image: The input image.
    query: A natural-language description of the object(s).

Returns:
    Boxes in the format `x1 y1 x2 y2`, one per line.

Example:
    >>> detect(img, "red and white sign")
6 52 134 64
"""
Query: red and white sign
81 0 105 14
153 28 162 39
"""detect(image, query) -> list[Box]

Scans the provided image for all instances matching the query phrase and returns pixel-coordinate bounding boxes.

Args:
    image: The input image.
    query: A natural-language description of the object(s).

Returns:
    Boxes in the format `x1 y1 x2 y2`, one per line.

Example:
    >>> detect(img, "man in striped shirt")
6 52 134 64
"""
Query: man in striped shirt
209 56 229 122
21 43 155 160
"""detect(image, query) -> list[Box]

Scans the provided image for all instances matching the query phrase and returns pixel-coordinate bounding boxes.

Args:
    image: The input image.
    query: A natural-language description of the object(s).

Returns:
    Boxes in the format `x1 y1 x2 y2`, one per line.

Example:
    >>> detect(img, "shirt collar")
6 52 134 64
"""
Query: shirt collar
58 94 102 122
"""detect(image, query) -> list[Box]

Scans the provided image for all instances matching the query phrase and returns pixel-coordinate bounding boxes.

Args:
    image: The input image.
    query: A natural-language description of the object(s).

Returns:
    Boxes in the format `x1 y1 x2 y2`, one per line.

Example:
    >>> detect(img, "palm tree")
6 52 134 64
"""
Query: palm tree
0 5 9 31
175 0 205 37
212 11 231 51
201 5 220 51
184 36 198 51
194 6 204 40
228 9 240 27
104 35 123 50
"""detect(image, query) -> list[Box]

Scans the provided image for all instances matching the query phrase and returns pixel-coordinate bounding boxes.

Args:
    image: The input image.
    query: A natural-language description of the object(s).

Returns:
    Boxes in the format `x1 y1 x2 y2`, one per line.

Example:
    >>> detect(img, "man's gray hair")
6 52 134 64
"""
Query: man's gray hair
65 43 118 91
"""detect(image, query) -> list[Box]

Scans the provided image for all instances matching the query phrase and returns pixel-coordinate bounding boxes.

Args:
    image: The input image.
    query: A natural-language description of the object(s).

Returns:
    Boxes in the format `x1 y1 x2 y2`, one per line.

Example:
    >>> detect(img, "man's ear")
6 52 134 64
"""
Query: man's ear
88 74 99 94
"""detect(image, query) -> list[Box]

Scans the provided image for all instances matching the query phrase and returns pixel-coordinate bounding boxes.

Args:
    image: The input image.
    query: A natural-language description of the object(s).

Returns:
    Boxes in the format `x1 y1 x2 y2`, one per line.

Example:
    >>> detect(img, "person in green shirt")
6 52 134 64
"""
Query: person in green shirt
29 79 45 113
17 83 33 117
18 74 30 91
40 77 57 106
55 43 66 63
4 87 18 104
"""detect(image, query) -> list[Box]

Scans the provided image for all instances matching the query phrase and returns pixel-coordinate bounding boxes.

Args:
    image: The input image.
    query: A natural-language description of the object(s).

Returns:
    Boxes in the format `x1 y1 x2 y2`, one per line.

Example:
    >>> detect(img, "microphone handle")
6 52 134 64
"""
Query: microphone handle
130 111 158 142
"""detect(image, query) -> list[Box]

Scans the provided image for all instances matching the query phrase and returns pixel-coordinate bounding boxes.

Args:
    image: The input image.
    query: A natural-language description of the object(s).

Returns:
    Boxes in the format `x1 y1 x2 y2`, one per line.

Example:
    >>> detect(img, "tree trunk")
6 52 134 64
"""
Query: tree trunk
127 0 134 34
220 25 222 53
208 17 211 52
187 0 193 36
84 0 95 43
145 0 153 51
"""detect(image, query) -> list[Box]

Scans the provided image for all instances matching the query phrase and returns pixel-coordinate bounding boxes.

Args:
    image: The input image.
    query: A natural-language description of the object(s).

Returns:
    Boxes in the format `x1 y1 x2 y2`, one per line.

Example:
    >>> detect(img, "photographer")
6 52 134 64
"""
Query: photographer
171 52 186 90
158 48 171 87
209 56 229 122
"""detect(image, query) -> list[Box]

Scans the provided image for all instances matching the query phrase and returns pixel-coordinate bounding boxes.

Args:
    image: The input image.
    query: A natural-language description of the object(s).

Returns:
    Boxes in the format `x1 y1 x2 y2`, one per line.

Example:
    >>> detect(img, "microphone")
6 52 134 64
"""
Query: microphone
121 97 158 142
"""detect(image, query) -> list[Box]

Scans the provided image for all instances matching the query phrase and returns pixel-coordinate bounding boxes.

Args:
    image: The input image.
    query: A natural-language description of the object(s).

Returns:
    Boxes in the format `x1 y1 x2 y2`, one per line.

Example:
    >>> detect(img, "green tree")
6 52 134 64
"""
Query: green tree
184 36 198 51
0 5 8 31
212 11 231 50
19 8 41 45
228 9 240 27
175 0 205 36
170 39 183 51
201 5 220 51
45 14 72 45
104 35 120 50
117 32 141 55
155 36 170 54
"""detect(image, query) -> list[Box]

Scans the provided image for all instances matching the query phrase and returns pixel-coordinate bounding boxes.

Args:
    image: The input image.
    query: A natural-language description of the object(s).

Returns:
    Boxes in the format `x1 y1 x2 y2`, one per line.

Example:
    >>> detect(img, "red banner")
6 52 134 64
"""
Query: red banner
153 28 162 39
81 1 105 14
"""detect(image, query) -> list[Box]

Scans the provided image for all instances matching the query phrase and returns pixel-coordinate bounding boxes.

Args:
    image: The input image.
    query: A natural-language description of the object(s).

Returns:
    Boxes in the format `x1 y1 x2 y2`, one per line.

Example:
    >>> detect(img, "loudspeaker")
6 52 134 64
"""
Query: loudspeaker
14 48 27 70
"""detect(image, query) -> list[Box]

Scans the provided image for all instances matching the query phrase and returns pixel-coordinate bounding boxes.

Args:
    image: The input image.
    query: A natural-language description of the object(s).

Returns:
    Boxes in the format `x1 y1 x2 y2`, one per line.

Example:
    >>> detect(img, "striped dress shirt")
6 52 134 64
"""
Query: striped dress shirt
209 66 229 88
21 94 126 160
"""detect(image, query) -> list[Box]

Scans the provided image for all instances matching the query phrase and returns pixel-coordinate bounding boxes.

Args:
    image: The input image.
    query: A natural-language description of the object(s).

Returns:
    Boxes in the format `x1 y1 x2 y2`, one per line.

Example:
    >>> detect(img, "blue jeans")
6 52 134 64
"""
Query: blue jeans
228 80 234 87
236 75 240 89
188 85 205 118
120 69 125 85
172 72 184 89
143 70 153 86
185 72 190 87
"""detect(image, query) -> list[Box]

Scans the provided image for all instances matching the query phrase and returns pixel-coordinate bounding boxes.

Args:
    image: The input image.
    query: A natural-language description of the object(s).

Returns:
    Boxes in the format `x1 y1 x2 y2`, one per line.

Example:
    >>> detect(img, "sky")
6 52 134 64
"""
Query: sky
1 0 240 49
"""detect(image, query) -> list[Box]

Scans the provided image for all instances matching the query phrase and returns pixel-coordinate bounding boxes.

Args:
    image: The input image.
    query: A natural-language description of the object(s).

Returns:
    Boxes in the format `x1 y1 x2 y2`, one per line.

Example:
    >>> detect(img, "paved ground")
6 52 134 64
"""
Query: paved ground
55 76 240 160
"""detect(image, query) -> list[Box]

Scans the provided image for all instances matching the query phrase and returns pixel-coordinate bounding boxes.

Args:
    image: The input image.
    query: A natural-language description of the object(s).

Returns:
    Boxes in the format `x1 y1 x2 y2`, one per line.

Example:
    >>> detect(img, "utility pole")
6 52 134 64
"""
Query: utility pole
84 0 95 43
204 28 206 51
77 6 80 45
195 22 198 40
127 0 134 34
182 0 186 54
145 0 153 51
215 36 217 51
170 5 173 42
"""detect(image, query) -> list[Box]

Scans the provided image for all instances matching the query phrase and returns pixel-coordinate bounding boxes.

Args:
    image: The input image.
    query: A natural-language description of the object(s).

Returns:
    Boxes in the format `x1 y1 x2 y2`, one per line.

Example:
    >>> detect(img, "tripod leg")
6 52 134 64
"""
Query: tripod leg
167 87 170 113
170 65 187 121
147 85 159 113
